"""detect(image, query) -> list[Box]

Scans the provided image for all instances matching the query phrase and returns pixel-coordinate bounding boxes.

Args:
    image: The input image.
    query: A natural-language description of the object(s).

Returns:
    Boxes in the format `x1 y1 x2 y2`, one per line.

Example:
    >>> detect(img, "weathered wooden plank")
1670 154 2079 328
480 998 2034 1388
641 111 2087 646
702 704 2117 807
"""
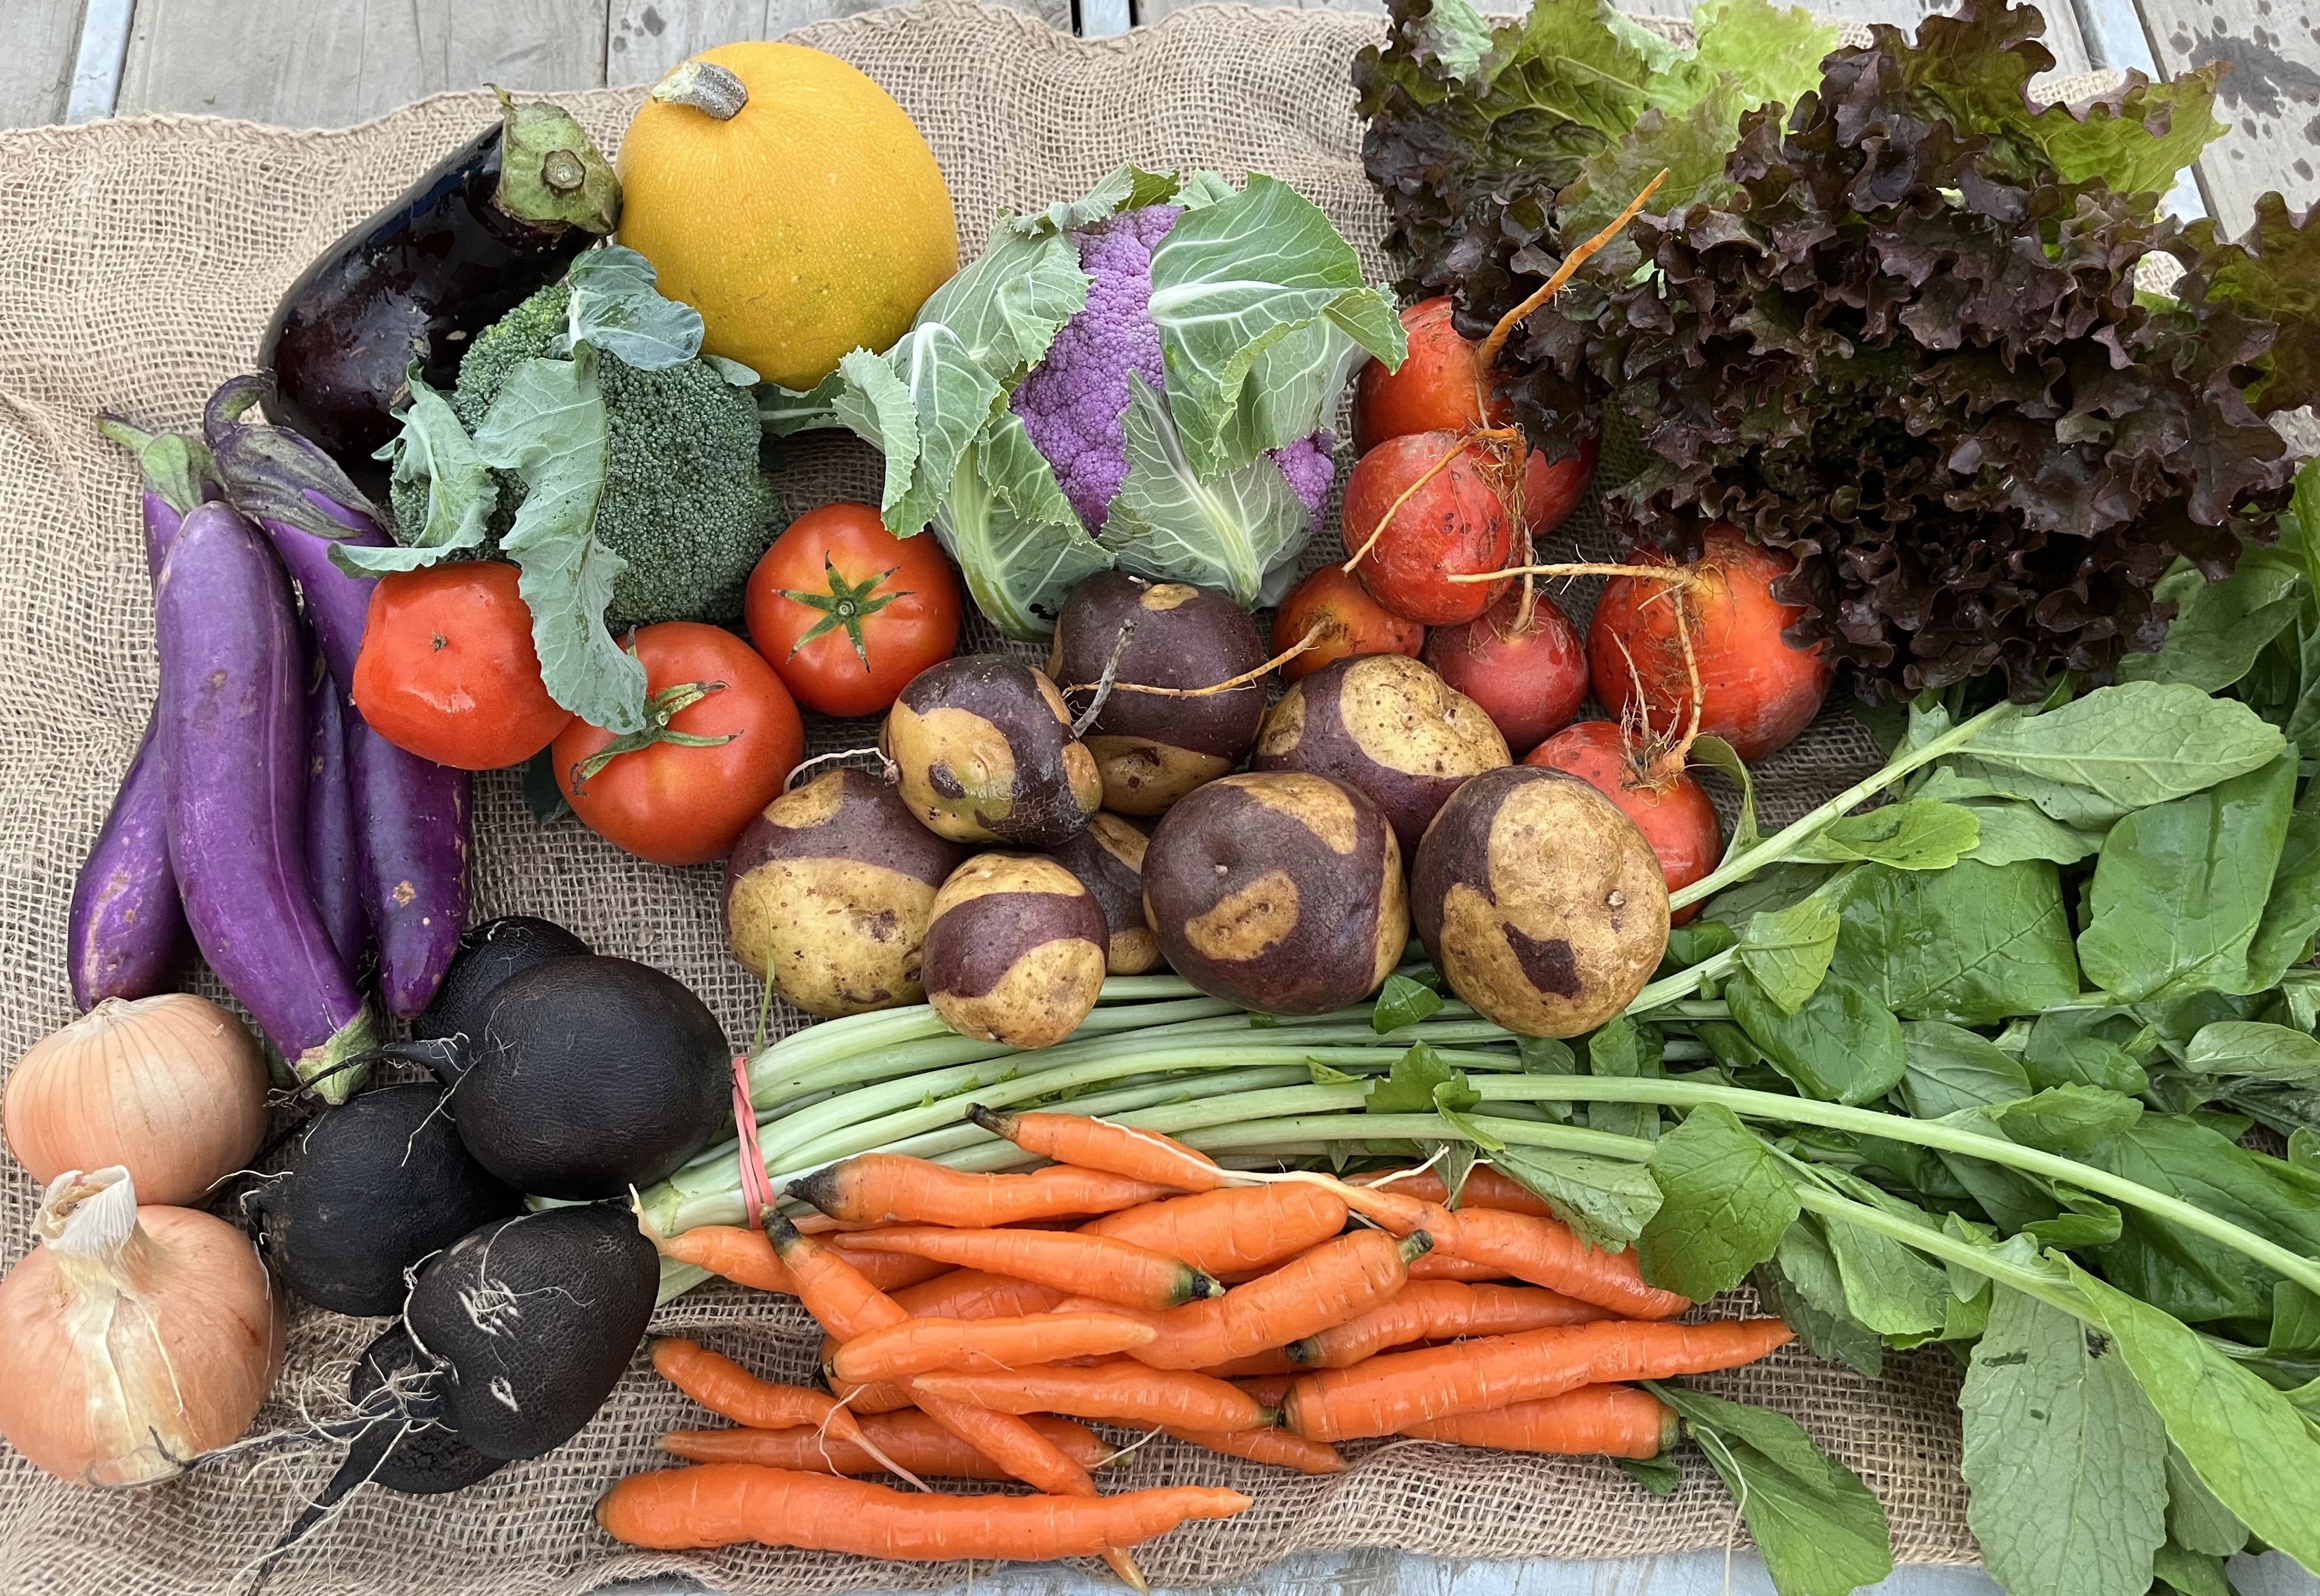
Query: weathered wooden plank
0 0 86 127
608 0 1074 85
2139 0 2320 234
117 0 608 127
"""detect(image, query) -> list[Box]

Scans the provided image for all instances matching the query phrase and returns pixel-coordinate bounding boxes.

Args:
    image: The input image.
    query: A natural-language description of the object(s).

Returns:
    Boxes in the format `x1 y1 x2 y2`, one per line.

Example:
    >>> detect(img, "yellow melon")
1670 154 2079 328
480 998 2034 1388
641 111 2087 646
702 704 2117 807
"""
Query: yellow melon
616 43 960 389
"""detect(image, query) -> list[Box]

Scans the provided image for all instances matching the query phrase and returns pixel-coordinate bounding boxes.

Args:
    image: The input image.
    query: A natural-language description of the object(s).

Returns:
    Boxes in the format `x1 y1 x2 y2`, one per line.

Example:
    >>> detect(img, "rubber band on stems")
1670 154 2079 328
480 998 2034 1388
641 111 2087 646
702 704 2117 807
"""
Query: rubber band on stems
732 1051 778 1231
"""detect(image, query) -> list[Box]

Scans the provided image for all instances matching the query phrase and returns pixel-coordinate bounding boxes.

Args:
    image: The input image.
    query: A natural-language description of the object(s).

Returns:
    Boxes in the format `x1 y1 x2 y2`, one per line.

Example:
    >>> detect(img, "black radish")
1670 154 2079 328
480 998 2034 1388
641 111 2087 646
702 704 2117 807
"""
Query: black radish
413 915 592 1043
247 1084 521 1317
403 1206 657 1461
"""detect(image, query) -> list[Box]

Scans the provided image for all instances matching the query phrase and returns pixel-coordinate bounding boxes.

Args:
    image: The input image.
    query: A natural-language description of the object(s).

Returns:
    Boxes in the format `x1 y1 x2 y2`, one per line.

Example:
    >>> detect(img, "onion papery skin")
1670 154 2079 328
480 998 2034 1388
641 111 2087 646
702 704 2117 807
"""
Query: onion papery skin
0 1168 282 1486
4 994 267 1206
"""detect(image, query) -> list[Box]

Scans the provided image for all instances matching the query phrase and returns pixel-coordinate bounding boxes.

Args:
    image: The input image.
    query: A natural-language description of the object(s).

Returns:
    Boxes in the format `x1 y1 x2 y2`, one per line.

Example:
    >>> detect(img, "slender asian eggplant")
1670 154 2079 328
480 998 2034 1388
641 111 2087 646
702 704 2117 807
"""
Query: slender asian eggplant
66 421 213 1009
153 503 372 1098
206 377 472 1018
256 90 618 490
303 653 368 972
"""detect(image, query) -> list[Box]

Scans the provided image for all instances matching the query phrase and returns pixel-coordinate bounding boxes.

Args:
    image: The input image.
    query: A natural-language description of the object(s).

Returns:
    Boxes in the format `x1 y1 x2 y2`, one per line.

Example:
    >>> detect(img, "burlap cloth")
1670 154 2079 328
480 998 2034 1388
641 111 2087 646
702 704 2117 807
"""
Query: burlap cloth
0 4 1980 1590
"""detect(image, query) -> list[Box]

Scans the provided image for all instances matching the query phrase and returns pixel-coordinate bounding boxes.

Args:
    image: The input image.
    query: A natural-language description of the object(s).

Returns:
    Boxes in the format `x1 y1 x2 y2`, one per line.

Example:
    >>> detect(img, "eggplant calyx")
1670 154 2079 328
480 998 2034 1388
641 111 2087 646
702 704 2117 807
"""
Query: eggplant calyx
97 415 218 515
204 375 386 541
294 1009 380 1105
650 60 749 121
492 87 620 237
568 678 738 789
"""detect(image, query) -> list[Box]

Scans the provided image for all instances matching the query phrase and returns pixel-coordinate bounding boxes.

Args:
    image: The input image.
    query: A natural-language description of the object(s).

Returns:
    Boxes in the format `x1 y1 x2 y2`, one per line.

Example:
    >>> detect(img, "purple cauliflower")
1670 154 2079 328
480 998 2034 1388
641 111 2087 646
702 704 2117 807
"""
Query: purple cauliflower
1012 204 1336 535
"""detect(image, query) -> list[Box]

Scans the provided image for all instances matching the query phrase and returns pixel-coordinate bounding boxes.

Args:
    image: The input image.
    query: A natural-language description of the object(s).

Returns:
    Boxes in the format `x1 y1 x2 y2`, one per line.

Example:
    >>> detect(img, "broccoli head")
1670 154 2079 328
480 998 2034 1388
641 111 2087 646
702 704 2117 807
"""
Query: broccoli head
395 280 780 631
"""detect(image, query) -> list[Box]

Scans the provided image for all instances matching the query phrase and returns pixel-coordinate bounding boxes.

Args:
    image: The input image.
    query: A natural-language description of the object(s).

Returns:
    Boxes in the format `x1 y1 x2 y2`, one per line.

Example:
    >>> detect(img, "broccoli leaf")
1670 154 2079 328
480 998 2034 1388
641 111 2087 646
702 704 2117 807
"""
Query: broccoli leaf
835 326 1004 538
758 372 845 437
931 413 1111 641
471 350 647 735
561 244 704 371
340 371 494 576
1145 175 1404 477
1106 374 1313 606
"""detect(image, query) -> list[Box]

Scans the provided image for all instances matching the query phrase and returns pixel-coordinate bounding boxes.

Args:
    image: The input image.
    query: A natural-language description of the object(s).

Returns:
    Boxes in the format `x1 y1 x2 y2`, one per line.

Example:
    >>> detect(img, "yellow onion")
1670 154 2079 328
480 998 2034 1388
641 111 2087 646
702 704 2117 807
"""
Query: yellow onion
0 1167 282 1485
4 994 267 1205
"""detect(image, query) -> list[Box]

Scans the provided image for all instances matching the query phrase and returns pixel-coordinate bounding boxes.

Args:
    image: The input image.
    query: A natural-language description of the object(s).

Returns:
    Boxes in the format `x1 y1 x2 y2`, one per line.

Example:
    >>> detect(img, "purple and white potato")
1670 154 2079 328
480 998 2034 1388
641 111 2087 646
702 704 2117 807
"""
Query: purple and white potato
922 854 1109 1048
883 655 1102 847
1046 812 1162 975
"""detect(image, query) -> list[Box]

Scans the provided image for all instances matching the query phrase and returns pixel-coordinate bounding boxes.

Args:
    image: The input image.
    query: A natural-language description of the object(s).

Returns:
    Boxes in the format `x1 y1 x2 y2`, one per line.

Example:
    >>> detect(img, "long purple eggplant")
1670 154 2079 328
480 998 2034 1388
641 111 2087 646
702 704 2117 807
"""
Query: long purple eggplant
66 421 214 1009
156 500 371 1099
205 376 471 1018
304 652 369 972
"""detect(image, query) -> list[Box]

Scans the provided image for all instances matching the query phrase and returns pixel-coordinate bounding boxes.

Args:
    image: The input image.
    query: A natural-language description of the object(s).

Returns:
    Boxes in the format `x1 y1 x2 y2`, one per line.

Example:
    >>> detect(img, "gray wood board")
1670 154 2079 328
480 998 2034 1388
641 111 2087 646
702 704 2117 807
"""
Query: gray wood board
114 0 609 125
1 0 88 127
608 0 1074 86
2138 0 2320 233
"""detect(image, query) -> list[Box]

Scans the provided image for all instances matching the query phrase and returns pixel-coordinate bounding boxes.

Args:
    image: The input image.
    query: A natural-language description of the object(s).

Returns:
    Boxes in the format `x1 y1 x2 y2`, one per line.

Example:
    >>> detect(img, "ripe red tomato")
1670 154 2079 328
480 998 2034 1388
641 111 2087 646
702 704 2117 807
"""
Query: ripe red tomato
1422 589 1588 756
1272 565 1426 683
1588 524 1833 763
352 561 572 770
1343 431 1513 626
1527 721 1721 924
745 503 961 718
552 621 804 867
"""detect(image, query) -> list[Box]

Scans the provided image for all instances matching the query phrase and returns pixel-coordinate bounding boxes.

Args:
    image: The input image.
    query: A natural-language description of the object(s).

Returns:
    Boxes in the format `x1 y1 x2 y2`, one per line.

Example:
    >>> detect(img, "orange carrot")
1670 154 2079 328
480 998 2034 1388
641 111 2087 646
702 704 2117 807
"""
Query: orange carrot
1234 1375 1295 1407
1081 1183 1349 1276
595 1465 1253 1557
831 1313 1159 1383
644 1221 951 1294
1401 1385 1678 1458
1290 1281 1610 1368
1065 1230 1429 1371
1164 1426 1347 1474
661 1411 1114 1478
894 1268 1068 1321
789 1153 1173 1226
970 1106 1225 1191
1199 1349 1302 1379
1282 1317 1794 1440
1354 1166 1553 1219
1430 1208 1691 1320
650 1338 868 1438
913 1359 1277 1432
1408 1252 1512 1283
833 1225 1222 1310
823 1358 916 1416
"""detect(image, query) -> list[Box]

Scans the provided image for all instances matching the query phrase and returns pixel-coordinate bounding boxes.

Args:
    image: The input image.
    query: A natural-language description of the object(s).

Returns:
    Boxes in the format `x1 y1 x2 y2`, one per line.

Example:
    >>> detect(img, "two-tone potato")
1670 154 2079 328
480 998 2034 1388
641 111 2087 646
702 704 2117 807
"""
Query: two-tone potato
883 655 1103 847
1046 813 1163 975
1048 572 1268 815
723 770 968 1018
1143 771 1407 1016
923 854 1110 1048
1411 765 1669 1037
1253 654 1509 851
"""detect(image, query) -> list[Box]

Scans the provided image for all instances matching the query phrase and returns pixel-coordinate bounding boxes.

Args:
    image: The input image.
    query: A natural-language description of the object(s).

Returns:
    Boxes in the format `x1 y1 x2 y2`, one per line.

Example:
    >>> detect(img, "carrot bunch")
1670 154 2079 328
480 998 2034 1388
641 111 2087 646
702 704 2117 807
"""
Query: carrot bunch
602 1109 1797 1575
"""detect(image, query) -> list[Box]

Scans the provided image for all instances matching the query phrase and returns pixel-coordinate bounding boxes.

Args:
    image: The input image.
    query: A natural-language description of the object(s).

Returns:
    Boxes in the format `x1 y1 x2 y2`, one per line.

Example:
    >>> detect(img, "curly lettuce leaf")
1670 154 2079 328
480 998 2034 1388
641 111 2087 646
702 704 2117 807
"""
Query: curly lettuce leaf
471 350 647 734
932 412 1113 640
561 244 704 371
1147 174 1405 476
338 371 495 577
1106 373 1310 606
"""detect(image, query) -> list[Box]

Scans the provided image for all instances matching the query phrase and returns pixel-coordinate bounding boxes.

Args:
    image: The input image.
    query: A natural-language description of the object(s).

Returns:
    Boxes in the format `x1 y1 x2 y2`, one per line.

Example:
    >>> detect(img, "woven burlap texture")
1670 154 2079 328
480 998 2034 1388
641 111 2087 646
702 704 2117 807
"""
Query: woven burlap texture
0 3 1980 1590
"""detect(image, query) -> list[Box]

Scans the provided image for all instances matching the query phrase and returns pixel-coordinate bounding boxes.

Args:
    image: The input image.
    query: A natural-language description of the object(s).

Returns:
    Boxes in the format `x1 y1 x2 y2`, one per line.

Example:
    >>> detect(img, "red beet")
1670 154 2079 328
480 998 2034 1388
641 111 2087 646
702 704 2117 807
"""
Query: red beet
1527 721 1721 925
1274 565 1426 684
1422 589 1588 756
1343 432 1513 627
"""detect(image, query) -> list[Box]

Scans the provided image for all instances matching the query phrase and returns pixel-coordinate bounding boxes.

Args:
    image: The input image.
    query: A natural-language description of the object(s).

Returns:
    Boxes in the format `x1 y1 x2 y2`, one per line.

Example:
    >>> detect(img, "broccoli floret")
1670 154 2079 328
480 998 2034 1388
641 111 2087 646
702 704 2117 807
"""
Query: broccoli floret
394 281 780 631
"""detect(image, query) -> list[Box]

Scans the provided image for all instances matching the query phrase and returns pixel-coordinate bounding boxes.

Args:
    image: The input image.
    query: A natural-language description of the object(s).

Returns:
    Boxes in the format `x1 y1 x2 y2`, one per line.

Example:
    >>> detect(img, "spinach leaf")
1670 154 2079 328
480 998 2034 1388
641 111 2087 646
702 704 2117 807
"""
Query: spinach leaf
1647 1384 1895 1596
2186 1020 2320 1084
1637 1103 1798 1298
2024 1010 2151 1095
1751 1218 1884 1376
1689 734 1759 856
2150 1543 2234 1596
1955 798 2107 868
1371 972 1445 1034
1367 1041 1472 1114
2118 547 2307 692
1664 920 1738 970
1585 1014 1663 1142
1616 1451 1684 1496
1808 1168 1951 1339
1947 682 2288 829
1985 1085 2144 1153
1899 1020 2034 1118
1728 969 1906 1105
2245 784 2320 991
2077 754 2298 1002
1831 860 2080 1024
1703 861 1836 925
1490 1144 1664 1250
2066 1260 2320 1571
1780 798 1980 871
1735 890 1843 1014
2164 1444 2249 1558
1959 1286 2168 1596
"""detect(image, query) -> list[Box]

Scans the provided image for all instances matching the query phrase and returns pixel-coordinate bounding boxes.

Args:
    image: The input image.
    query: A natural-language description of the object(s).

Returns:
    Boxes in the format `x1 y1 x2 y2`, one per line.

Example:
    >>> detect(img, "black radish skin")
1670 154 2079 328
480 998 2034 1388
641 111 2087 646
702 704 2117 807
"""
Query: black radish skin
257 96 617 490
278 1325 505 1549
248 1084 521 1316
436 955 729 1199
404 1205 658 1461
414 915 593 1042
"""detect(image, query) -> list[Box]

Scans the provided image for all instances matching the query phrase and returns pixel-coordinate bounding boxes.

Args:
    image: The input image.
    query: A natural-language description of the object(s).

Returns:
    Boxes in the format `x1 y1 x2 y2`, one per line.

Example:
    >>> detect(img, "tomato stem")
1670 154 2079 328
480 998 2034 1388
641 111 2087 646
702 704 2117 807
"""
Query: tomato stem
568 678 737 789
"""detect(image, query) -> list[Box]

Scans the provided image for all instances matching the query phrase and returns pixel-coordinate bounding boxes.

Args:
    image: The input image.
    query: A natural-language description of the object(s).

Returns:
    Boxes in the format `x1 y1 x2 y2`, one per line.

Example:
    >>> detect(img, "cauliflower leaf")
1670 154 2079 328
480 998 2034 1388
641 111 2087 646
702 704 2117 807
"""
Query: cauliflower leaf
933 412 1112 640
1106 373 1309 606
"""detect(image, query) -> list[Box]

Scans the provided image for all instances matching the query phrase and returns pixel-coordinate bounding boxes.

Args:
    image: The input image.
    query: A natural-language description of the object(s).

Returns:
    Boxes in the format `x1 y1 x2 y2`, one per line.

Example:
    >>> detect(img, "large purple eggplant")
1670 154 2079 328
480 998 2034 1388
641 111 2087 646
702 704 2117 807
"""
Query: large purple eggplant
256 91 617 493
206 377 471 1019
156 501 371 1099
303 653 369 972
66 421 215 1009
